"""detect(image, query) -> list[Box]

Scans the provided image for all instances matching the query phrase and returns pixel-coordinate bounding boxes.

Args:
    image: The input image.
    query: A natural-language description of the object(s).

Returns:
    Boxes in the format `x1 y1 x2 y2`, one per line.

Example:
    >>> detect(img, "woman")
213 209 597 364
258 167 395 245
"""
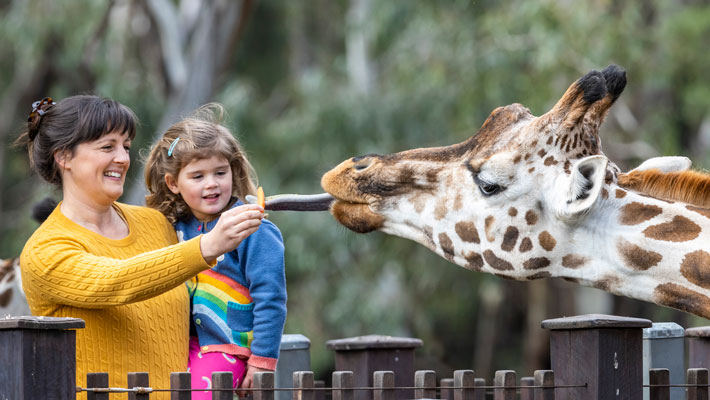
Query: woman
17 95 264 395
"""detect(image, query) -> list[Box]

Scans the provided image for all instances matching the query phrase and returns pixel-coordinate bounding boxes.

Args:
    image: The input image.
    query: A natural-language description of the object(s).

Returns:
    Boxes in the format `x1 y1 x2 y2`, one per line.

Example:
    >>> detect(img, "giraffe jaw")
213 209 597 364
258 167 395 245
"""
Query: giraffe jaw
329 199 385 233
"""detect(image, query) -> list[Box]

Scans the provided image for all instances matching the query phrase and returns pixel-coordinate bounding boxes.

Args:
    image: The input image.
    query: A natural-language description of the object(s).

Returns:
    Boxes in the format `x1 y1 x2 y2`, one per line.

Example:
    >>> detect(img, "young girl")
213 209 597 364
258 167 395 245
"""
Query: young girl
144 104 287 398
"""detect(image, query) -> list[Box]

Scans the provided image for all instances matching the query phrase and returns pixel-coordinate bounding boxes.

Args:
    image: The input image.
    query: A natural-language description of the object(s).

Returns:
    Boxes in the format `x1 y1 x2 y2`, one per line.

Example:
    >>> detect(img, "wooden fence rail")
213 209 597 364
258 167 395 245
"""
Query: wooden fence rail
5 314 710 399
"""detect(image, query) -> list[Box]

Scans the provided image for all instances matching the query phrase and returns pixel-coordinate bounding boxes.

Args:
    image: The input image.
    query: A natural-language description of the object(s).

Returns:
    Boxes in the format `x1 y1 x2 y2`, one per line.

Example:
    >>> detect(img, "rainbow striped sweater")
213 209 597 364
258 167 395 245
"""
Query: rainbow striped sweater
176 203 287 370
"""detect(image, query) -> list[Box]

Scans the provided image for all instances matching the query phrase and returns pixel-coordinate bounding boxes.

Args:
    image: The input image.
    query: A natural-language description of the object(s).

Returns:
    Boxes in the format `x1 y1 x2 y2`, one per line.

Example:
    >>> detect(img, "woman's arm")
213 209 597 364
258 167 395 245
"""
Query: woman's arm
21 234 211 307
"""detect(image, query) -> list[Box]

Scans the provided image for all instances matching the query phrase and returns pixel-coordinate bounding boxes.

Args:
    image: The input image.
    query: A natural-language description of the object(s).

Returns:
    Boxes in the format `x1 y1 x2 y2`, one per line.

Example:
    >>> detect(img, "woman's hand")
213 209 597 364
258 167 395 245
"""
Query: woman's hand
238 365 271 396
199 204 264 262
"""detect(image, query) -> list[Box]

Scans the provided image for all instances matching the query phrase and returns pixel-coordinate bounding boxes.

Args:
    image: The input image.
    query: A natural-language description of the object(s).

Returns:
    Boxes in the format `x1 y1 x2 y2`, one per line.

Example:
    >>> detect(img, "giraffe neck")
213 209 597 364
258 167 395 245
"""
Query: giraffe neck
552 184 710 314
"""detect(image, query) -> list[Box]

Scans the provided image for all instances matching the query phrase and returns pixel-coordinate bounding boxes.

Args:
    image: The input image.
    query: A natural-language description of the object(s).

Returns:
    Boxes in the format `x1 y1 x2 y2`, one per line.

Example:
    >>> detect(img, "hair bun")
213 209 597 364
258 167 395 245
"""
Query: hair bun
27 97 56 140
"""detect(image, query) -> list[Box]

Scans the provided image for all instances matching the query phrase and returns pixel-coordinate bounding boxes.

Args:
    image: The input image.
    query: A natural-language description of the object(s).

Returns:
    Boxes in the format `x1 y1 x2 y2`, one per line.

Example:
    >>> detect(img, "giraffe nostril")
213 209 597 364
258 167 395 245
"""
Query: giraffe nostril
354 163 369 171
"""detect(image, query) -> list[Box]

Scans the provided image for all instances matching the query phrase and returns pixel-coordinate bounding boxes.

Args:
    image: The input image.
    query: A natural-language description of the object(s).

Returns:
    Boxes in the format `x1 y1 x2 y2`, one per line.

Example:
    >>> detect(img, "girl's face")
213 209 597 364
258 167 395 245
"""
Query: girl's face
166 155 233 221
58 130 131 207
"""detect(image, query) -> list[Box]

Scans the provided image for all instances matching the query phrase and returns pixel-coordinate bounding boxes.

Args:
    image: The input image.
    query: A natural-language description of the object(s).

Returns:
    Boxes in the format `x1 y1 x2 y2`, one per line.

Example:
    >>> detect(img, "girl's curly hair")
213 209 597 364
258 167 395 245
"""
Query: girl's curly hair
144 103 257 223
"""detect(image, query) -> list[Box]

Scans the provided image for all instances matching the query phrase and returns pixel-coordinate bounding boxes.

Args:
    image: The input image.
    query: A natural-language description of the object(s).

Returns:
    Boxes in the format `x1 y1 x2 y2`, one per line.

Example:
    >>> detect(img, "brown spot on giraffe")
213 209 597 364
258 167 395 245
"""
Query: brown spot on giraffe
601 188 608 200
617 239 662 271
619 202 663 226
464 252 484 271
508 207 518 217
560 135 569 149
564 160 571 174
485 216 495 242
0 288 12 307
527 271 551 280
593 275 621 292
519 237 533 252
680 250 710 290
483 250 514 271
523 257 551 270
546 136 553 145
434 202 448 220
544 156 558 166
524 153 532 161
615 189 627 199
426 168 442 184
562 254 588 269
528 167 535 173
538 231 556 251
537 149 547 158
408 193 427 214
422 225 436 250
525 210 538 226
501 226 519 252
513 154 522 164
453 193 463 211
455 221 480 244
655 283 710 319
687 205 710 219
643 215 701 242
439 233 455 262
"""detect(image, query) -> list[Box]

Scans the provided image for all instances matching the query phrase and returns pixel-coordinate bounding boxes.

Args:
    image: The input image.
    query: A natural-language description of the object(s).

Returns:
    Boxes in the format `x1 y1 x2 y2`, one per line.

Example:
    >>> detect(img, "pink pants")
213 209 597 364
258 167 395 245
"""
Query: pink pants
188 337 248 400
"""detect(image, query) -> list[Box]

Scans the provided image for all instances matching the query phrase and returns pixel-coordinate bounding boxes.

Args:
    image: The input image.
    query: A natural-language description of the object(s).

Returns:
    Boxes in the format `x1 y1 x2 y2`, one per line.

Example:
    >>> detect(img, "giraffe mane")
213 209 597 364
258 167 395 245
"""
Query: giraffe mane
618 169 710 208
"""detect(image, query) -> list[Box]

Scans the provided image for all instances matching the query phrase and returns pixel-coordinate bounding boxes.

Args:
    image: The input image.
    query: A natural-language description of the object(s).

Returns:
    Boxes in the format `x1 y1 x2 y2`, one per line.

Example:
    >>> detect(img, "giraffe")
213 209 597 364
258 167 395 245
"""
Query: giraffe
320 64 710 319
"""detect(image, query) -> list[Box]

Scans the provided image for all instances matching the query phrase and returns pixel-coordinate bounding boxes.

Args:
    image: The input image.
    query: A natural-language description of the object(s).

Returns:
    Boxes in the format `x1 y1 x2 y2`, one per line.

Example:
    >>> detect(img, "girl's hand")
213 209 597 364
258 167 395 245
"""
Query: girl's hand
239 365 271 395
199 204 264 262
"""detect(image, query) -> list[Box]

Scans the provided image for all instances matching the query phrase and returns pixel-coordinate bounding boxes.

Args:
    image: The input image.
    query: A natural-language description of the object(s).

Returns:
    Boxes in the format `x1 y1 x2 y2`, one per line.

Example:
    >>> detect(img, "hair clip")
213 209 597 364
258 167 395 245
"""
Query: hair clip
168 137 180 157
28 97 56 123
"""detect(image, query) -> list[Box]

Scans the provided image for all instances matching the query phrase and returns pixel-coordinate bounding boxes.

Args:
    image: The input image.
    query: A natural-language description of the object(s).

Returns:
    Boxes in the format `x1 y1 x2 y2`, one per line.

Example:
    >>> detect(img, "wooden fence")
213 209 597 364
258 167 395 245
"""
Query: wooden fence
3 313 710 399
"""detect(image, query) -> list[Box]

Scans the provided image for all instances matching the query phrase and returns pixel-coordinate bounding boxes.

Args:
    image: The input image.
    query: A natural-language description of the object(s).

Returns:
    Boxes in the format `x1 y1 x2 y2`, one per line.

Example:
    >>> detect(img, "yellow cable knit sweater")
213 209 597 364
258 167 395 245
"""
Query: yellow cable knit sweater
20 202 214 398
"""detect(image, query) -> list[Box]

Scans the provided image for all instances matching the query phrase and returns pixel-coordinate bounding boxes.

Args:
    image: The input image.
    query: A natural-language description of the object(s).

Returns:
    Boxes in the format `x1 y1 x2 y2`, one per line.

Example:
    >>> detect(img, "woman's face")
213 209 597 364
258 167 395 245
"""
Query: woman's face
59 130 131 206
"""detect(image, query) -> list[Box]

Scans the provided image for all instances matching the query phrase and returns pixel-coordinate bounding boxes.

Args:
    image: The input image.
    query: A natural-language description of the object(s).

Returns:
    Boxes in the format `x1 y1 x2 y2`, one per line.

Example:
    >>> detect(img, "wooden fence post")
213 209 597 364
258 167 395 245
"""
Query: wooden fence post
533 370 554 400
643 323 684 400
474 378 486 400
212 371 234 400
0 316 84 400
687 368 709 400
414 370 436 399
542 314 651 400
170 372 191 400
373 371 395 400
520 376 534 400
127 372 150 400
453 370 475 400
686 327 710 369
276 334 311 400
649 368 669 400
333 371 355 400
440 378 454 400
293 371 314 400
493 370 515 400
86 372 109 400
254 371 276 400
326 335 422 400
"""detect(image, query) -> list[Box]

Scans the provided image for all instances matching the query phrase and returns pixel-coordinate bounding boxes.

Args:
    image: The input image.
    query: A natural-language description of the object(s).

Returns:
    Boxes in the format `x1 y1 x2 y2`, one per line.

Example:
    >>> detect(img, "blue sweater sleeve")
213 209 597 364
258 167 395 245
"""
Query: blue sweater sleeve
238 219 287 363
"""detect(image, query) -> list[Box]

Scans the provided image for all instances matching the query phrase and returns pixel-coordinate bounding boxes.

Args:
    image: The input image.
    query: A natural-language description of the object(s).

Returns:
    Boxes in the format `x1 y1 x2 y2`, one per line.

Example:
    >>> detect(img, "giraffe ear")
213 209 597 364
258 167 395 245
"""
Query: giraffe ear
555 155 608 220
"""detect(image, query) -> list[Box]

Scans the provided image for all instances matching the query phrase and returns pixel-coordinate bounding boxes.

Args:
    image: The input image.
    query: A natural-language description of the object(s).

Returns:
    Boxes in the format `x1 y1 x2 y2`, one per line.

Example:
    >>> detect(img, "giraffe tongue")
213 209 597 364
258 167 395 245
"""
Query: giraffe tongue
250 193 335 211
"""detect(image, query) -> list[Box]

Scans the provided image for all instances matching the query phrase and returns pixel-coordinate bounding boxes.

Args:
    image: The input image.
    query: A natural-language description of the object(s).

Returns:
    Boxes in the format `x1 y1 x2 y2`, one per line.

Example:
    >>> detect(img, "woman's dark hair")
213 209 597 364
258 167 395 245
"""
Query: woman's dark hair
16 95 137 187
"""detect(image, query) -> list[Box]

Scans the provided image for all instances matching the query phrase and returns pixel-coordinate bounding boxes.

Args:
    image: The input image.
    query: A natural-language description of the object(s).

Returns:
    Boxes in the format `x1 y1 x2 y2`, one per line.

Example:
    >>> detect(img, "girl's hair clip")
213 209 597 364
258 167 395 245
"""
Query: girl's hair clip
168 137 180 157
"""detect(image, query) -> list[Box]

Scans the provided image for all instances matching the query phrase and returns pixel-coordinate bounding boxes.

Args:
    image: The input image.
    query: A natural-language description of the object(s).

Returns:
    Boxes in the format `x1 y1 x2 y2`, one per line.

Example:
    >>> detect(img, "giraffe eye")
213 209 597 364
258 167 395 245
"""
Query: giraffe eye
473 174 503 196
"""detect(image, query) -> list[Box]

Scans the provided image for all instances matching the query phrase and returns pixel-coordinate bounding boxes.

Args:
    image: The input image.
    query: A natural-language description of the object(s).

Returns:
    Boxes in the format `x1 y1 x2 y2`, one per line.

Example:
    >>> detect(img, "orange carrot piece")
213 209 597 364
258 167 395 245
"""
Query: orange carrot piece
257 187 265 209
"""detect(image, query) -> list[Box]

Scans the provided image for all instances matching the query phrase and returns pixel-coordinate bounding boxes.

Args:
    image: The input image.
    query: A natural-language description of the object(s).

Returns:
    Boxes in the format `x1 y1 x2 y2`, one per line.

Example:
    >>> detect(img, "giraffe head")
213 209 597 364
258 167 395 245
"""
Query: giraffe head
321 65 627 276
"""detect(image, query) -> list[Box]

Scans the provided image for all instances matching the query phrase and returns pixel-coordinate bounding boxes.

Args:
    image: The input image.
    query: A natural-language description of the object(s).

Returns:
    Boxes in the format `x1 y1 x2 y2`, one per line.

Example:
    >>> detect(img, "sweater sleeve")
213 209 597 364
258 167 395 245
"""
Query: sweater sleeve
20 227 214 309
239 220 287 370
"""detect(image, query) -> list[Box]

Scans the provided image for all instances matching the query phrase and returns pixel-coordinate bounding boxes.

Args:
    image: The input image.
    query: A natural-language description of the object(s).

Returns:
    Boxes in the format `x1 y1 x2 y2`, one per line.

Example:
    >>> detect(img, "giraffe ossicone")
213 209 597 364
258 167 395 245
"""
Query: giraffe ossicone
321 65 710 319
